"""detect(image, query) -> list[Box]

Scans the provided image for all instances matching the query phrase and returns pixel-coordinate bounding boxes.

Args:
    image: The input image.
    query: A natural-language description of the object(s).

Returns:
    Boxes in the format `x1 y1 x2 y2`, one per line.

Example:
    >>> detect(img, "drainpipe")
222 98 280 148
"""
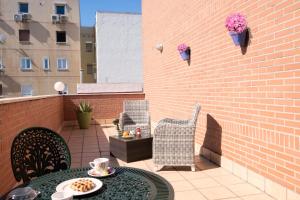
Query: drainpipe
80 68 84 83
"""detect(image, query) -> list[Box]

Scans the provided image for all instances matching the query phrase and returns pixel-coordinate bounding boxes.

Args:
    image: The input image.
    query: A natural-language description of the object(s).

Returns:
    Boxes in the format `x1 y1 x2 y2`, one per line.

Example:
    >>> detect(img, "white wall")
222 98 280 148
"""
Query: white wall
95 12 142 83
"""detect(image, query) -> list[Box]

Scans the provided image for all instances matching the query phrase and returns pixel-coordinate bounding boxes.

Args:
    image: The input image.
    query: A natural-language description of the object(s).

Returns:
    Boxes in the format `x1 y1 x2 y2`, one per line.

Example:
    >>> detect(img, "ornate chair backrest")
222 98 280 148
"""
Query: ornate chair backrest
11 127 71 183
189 104 201 126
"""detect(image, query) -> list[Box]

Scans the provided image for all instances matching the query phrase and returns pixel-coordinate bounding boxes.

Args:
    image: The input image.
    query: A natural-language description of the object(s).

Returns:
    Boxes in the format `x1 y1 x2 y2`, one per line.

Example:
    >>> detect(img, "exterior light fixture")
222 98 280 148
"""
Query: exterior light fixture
155 43 163 52
54 81 65 94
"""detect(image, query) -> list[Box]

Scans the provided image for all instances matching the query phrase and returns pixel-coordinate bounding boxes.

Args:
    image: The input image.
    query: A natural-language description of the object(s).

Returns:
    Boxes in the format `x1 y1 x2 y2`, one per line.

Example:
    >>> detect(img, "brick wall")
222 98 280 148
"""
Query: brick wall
0 96 64 195
63 93 145 122
143 0 300 194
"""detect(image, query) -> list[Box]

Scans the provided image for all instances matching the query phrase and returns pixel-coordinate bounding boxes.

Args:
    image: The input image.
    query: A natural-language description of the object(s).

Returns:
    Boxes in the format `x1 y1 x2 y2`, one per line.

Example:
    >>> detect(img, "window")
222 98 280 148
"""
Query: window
21 84 32 96
20 57 31 70
42 57 50 70
85 42 93 52
57 58 68 70
87 64 93 74
55 4 65 15
19 30 30 42
19 2 28 13
56 31 66 43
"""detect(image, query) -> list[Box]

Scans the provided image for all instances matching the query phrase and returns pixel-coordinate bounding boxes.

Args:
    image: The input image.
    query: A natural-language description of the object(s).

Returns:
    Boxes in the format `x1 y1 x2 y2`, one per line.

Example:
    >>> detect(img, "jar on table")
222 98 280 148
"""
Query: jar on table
136 127 141 137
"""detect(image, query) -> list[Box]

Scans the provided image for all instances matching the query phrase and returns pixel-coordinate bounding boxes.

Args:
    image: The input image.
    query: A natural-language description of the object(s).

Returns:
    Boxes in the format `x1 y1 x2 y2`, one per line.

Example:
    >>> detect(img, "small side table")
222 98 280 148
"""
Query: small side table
109 135 153 163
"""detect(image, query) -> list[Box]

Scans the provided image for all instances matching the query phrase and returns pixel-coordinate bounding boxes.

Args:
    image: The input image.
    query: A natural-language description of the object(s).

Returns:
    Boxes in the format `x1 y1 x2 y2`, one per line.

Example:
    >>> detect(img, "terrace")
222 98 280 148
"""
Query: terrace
0 94 296 200
0 0 299 199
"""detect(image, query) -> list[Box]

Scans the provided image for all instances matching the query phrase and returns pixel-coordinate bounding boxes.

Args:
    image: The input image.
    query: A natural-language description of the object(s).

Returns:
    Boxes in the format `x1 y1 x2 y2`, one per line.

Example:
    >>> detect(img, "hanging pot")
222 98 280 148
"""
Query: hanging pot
180 50 190 61
229 32 240 46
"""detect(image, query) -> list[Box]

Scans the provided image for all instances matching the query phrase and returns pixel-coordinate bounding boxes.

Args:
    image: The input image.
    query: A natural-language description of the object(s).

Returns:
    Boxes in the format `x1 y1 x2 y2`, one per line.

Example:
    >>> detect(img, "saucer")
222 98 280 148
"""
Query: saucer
87 167 116 177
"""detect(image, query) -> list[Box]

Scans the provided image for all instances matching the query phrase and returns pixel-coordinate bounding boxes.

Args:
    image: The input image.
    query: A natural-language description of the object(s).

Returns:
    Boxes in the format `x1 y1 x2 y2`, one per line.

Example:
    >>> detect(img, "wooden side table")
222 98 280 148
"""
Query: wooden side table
109 135 153 163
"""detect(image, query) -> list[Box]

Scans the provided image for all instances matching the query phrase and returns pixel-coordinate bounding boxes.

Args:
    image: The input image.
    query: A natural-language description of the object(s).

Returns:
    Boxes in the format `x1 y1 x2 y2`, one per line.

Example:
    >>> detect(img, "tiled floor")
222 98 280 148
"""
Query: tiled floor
59 124 275 200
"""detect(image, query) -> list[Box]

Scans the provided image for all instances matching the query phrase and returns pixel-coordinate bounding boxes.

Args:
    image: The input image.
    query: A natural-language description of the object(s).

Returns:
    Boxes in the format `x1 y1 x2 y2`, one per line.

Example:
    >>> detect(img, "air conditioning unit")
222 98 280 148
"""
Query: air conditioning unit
59 15 68 23
22 13 32 21
0 64 3 70
14 14 23 22
51 14 60 23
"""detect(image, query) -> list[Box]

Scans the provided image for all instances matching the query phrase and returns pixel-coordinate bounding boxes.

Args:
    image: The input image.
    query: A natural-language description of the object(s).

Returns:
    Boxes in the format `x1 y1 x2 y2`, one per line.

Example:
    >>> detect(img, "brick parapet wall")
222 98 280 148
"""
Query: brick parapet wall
0 96 64 195
143 0 300 194
63 93 145 121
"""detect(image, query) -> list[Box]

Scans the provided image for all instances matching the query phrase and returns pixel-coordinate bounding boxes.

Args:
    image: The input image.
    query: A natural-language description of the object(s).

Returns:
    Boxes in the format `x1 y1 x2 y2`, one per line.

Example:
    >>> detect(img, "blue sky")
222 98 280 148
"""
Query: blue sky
80 0 142 26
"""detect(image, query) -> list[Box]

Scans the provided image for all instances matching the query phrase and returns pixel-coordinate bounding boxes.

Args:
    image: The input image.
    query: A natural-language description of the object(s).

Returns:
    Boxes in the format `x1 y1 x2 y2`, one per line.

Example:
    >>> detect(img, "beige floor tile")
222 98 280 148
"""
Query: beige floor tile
227 183 262 196
213 174 245 186
171 180 195 192
204 167 231 177
199 186 237 200
179 171 209 180
175 190 207 200
158 172 185 182
241 193 275 200
65 125 276 200
189 177 220 189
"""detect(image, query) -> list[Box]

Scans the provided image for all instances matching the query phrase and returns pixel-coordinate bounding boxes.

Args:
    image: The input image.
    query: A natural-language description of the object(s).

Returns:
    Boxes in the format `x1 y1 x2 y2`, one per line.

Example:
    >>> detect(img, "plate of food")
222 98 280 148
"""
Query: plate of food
88 167 116 177
56 177 102 196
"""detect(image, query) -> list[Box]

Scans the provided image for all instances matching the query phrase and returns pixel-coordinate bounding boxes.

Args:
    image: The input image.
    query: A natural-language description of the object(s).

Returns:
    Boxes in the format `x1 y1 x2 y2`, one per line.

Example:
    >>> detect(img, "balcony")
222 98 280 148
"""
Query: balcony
0 94 291 199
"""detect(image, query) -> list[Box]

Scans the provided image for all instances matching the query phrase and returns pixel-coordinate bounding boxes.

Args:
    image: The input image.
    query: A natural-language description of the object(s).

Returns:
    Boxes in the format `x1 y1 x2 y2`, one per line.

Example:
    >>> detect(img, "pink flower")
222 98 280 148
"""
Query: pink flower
225 13 247 33
177 43 188 53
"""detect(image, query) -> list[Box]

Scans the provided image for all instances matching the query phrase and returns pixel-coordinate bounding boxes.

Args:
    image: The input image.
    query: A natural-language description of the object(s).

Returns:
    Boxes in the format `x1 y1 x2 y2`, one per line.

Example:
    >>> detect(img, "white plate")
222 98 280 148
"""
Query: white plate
88 167 116 178
56 177 103 196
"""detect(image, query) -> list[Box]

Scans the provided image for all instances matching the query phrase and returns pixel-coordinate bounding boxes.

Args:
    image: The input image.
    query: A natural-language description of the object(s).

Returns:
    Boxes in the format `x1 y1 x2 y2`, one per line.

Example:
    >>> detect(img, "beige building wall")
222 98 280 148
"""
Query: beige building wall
80 26 96 83
0 0 81 97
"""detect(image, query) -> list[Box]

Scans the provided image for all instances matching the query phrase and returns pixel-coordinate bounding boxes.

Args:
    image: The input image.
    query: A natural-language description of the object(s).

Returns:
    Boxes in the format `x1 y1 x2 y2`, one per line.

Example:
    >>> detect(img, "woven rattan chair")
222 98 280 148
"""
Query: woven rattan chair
119 100 151 137
153 104 201 171
11 127 71 183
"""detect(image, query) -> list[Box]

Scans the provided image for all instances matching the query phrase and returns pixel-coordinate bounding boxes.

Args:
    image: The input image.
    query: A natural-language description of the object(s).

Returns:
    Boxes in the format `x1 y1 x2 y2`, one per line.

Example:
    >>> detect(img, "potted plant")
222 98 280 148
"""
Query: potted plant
225 13 247 46
75 101 92 129
177 43 190 61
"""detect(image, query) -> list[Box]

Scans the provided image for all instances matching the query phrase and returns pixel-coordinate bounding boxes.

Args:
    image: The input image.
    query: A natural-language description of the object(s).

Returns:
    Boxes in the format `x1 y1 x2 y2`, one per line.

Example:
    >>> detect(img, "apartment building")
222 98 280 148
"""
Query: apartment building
95 12 142 84
0 0 81 97
80 26 96 83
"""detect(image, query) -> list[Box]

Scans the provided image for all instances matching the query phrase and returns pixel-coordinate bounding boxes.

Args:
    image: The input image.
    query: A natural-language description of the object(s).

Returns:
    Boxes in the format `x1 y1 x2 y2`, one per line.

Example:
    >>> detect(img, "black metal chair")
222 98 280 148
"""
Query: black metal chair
11 127 71 183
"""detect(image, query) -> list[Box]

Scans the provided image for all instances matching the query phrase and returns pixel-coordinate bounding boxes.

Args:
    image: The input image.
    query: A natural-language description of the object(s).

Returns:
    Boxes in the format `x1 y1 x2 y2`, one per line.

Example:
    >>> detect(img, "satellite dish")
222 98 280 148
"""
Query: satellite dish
0 34 6 44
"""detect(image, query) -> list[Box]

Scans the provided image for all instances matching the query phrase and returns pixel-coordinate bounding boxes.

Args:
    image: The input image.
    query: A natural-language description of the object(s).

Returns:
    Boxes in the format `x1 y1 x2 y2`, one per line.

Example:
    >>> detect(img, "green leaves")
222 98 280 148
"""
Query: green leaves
76 101 92 113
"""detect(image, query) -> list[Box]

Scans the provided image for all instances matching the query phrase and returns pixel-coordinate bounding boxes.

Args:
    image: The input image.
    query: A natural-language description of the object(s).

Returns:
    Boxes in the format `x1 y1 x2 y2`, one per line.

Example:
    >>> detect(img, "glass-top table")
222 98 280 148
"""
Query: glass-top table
21 167 174 200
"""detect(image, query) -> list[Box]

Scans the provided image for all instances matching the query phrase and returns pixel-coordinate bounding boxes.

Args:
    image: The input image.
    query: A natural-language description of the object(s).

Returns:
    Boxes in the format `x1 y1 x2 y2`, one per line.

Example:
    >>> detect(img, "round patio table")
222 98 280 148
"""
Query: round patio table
26 167 174 200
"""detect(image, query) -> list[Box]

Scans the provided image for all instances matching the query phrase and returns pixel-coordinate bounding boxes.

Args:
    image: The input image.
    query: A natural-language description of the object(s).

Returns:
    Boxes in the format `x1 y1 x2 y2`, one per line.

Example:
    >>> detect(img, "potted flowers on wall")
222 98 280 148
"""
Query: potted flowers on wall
177 43 190 61
225 13 247 46
76 101 93 129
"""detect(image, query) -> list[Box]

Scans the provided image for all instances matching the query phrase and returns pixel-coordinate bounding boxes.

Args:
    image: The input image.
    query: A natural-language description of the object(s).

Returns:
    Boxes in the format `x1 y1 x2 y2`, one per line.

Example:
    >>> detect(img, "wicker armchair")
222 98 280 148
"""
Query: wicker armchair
120 100 151 137
153 104 201 171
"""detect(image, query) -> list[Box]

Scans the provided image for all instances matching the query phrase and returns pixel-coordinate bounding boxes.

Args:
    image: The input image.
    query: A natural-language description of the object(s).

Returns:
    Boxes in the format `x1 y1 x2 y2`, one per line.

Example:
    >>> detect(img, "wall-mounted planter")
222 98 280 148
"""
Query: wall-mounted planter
229 30 247 46
229 32 240 46
180 50 190 61
177 43 190 61
225 13 248 47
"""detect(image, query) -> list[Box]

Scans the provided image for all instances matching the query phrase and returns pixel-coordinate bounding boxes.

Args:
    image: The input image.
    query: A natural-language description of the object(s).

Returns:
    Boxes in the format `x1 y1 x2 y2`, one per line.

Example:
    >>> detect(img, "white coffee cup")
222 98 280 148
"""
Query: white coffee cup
51 191 73 200
89 158 109 173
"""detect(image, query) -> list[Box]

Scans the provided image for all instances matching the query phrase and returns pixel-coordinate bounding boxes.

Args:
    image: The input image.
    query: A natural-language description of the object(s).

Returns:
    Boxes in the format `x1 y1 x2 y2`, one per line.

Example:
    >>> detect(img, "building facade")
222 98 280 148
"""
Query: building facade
143 0 300 198
0 0 81 97
95 12 142 84
80 26 96 83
